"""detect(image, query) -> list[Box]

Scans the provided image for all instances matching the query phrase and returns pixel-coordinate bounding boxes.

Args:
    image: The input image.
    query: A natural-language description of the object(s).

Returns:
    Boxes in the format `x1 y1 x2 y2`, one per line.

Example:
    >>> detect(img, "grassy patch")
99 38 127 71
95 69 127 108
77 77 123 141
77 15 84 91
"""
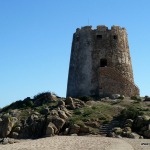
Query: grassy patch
70 102 118 125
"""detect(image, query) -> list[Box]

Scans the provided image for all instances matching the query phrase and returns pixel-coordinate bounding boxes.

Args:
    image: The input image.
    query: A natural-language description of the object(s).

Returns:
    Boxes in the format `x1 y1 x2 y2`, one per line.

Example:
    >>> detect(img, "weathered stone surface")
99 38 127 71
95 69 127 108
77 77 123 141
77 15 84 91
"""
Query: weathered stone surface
65 97 75 109
69 124 80 134
84 122 99 128
46 122 58 136
52 116 65 131
79 125 90 133
107 132 116 137
133 116 144 129
2 138 9 145
65 97 73 105
58 110 68 120
111 94 121 99
0 138 17 145
143 130 150 138
124 119 133 127
0 116 17 137
11 132 19 139
58 100 65 106
67 25 139 97
18 117 46 139
123 127 132 133
127 133 140 139
113 127 122 135
13 126 21 133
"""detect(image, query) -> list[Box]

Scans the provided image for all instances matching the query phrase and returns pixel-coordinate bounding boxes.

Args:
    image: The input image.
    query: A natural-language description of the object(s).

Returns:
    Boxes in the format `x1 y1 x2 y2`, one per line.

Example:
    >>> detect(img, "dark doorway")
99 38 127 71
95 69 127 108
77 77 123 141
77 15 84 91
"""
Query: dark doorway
113 35 118 39
100 59 107 67
97 35 102 39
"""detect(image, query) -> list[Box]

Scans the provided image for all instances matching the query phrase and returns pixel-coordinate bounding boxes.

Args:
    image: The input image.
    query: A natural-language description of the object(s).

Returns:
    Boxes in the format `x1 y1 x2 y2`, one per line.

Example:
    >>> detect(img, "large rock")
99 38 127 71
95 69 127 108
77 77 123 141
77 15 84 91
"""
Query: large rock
123 127 132 133
18 117 46 139
112 127 123 135
58 100 65 106
133 116 144 129
65 97 75 109
46 122 58 136
127 132 140 139
143 130 150 138
58 110 68 120
0 116 17 138
8 109 20 118
50 110 59 116
79 125 90 134
111 94 121 99
52 116 65 131
69 124 80 134
10 132 19 139
84 121 99 128
26 114 39 125
107 132 116 137
133 115 150 131
124 119 133 127
143 115 150 121
13 126 21 133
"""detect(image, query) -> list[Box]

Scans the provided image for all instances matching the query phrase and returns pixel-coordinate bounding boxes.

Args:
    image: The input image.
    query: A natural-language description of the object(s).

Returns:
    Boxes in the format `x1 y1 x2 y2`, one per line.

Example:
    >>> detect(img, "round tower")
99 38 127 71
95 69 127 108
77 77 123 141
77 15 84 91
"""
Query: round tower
67 25 139 97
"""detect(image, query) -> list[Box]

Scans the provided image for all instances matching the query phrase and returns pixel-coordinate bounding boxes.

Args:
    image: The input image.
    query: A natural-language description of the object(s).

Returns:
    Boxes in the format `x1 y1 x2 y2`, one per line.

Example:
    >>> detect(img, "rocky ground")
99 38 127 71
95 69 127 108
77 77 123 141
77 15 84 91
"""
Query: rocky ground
0 92 150 143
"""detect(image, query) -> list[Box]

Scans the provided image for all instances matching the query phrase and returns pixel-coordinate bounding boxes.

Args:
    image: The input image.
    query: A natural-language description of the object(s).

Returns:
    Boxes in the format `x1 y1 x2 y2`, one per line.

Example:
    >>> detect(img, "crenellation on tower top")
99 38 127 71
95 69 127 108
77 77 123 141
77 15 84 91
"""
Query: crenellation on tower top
76 28 81 32
81 26 92 30
96 25 108 31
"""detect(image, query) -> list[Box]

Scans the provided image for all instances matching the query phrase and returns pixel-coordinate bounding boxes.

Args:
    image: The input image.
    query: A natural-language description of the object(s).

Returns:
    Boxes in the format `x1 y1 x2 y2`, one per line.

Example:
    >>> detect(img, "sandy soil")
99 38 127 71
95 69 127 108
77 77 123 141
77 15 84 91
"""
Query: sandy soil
0 136 149 150
124 138 150 150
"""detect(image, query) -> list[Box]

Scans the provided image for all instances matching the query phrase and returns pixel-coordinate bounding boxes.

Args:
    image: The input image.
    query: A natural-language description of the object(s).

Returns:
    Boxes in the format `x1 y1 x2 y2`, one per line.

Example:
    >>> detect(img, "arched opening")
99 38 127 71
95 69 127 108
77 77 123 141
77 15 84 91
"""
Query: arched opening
100 59 107 67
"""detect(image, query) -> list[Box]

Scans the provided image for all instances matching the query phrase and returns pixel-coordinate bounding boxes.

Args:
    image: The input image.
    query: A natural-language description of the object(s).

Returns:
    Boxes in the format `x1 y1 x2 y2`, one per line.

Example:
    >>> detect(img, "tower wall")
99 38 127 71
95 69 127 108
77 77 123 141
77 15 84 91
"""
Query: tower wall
67 25 139 97
67 26 93 97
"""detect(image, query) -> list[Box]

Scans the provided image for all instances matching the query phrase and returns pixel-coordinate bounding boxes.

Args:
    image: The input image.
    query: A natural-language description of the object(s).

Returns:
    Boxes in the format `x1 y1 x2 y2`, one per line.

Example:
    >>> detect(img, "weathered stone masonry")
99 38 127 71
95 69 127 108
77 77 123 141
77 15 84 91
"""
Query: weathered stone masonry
67 25 139 97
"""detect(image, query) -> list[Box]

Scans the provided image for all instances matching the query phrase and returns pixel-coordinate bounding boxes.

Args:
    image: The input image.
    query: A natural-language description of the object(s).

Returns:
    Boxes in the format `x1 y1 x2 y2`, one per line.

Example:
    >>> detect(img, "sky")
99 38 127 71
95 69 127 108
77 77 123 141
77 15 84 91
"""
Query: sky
0 0 150 108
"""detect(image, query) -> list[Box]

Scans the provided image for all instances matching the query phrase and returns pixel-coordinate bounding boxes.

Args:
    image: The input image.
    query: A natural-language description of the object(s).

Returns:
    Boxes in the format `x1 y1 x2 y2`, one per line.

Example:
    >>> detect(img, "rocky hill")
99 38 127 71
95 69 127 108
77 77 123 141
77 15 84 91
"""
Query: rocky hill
0 92 150 144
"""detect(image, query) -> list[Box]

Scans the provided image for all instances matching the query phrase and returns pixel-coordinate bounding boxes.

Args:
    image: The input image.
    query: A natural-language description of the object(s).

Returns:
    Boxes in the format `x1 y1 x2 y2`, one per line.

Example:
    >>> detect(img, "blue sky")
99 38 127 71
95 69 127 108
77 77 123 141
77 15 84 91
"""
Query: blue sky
0 0 150 107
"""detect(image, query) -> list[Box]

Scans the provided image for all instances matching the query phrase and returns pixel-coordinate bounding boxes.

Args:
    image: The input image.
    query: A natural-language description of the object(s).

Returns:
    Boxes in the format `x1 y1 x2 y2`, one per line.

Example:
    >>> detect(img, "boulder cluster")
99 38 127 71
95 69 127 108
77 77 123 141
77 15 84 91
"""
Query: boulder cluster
108 115 150 139
0 94 89 141
0 93 149 144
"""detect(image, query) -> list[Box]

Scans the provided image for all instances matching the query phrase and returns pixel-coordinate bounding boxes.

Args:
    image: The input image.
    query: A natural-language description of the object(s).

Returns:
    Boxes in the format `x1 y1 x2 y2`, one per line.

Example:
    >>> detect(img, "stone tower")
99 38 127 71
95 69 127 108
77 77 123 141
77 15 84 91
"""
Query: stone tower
67 25 139 97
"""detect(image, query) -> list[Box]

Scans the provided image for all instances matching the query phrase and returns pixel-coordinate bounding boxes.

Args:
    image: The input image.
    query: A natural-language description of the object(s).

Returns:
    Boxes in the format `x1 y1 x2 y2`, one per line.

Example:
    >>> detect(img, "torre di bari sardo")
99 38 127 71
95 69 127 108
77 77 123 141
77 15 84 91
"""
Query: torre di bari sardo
67 25 139 98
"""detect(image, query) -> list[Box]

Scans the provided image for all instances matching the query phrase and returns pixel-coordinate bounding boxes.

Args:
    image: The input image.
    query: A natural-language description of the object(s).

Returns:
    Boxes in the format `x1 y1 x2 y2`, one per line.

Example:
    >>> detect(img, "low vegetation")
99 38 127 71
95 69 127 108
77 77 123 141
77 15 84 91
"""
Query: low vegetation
0 93 149 139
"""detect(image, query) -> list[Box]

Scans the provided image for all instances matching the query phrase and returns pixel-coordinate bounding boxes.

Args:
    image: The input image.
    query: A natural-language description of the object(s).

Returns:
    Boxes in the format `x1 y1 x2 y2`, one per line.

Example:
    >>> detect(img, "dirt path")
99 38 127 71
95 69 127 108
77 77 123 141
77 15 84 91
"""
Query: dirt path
0 136 135 150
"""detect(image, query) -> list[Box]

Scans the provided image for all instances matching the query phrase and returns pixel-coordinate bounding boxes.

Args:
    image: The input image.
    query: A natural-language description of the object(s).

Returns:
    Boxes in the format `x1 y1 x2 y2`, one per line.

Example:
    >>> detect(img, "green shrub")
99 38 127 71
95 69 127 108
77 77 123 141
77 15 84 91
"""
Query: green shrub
120 106 144 119
131 96 141 101
34 92 52 100
26 101 34 107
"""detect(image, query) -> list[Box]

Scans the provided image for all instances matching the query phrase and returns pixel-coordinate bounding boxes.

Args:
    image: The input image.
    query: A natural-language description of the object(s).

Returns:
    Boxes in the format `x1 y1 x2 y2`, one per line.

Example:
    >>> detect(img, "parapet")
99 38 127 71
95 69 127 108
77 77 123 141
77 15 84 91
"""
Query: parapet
97 25 108 31
81 26 92 30
75 25 126 33
111 25 126 31
76 26 92 32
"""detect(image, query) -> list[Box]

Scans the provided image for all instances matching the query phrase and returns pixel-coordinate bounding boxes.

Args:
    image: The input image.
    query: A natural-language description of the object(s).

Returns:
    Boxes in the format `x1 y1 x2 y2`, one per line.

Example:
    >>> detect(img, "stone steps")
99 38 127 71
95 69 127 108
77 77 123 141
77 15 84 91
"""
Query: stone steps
99 117 120 135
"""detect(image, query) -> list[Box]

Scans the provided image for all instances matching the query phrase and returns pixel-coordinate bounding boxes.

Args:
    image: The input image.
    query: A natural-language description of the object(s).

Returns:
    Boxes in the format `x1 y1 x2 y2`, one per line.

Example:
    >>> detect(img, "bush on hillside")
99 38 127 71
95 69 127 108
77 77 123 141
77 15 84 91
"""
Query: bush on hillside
120 106 144 119
131 96 141 102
